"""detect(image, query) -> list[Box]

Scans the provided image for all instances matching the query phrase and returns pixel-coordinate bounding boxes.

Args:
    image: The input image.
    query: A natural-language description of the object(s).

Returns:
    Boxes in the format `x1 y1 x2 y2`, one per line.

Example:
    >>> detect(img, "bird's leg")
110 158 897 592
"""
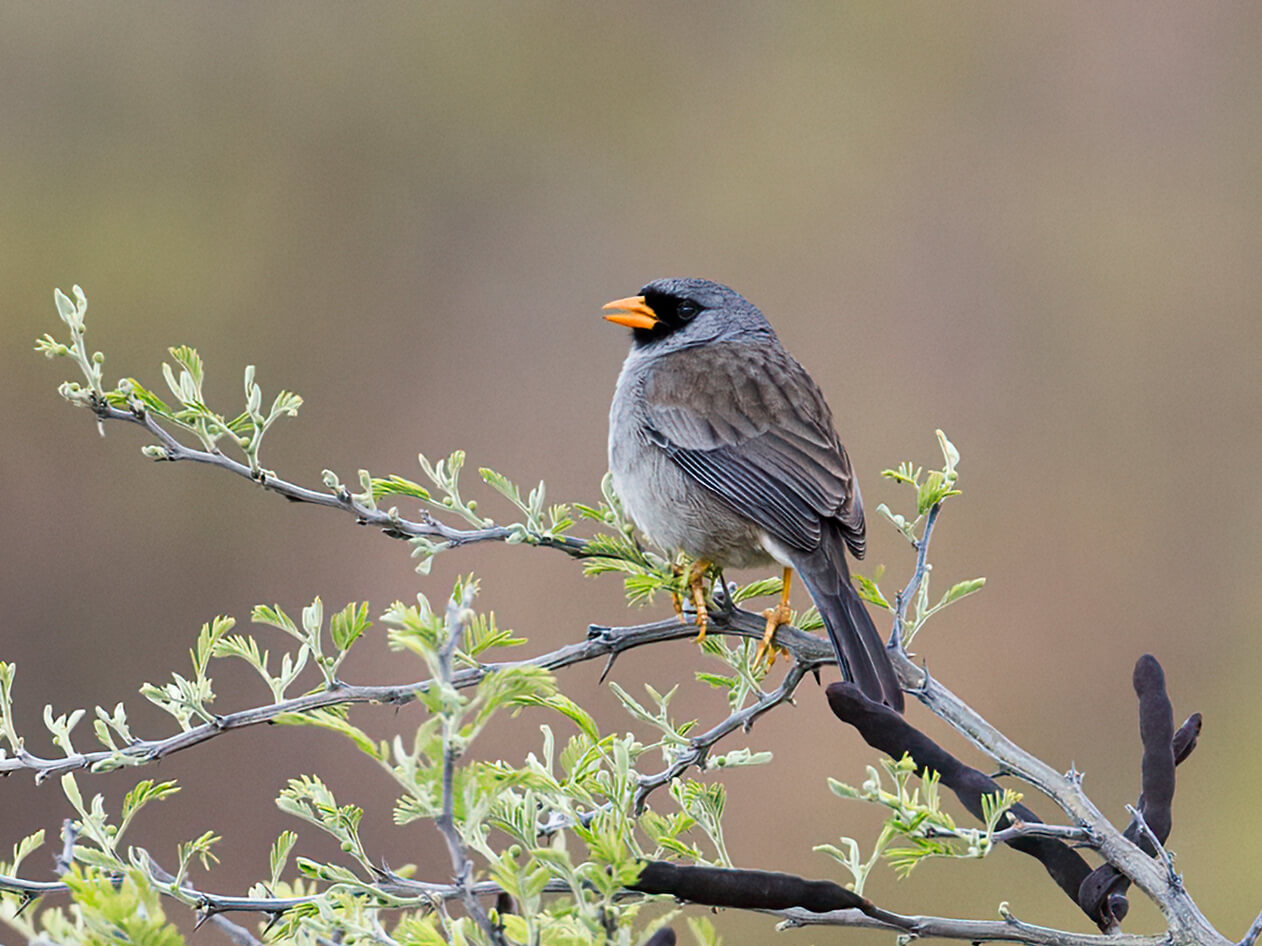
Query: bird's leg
756 567 795 666
670 562 687 623
686 558 713 641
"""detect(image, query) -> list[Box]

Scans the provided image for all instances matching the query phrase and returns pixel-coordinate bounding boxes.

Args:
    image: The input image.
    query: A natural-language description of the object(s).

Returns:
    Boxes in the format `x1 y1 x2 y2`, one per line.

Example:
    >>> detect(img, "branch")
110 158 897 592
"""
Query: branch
886 654 1226 945
889 500 940 650
143 856 263 946
32 395 1229 945
0 858 1176 946
87 400 587 556
827 683 1101 925
632 659 811 812
1079 678 1200 927
777 905 1169 946
433 588 506 946
1 613 831 781
928 821 1094 846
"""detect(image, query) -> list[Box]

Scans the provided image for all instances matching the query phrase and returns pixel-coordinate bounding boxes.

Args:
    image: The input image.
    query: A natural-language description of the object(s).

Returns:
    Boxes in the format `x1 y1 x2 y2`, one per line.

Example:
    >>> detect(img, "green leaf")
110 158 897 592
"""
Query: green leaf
371 475 431 502
54 287 77 325
120 779 180 837
939 578 985 608
60 772 85 814
731 576 782 603
695 672 737 691
274 708 385 760
8 830 45 874
794 606 824 631
687 916 722 946
329 601 370 652
269 830 298 887
852 573 892 611
124 378 171 414
936 428 960 478
252 603 300 639
827 778 862 799
521 693 600 741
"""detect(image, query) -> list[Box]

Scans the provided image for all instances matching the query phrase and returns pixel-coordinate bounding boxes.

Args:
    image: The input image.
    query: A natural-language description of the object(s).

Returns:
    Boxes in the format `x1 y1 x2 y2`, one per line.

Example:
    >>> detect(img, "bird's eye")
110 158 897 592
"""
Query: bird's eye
676 302 699 320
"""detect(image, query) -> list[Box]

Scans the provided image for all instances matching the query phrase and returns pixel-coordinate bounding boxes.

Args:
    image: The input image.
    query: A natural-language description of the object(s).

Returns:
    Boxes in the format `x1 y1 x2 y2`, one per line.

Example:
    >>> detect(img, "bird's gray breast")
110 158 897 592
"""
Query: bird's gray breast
607 351 772 569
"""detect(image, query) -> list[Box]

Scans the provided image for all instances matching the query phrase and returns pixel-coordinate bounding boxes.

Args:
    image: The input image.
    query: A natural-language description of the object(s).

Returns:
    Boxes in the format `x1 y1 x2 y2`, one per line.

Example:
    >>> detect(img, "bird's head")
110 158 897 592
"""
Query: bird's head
602 277 772 350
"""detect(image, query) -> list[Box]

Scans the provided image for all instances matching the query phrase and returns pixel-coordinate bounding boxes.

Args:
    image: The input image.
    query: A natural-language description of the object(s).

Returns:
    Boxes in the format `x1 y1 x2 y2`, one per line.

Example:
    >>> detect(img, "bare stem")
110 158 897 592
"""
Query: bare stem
433 587 507 946
889 501 940 650
633 660 810 812
778 904 1170 946
91 401 587 556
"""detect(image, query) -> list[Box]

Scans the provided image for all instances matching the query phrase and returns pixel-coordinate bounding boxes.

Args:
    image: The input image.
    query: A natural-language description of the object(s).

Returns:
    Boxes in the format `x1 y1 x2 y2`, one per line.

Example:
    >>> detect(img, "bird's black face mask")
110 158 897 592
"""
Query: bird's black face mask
601 291 702 346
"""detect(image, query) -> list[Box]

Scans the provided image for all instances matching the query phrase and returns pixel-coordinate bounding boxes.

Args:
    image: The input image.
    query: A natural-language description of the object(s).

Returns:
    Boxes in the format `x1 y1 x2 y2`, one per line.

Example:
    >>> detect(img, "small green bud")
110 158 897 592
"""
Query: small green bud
92 351 104 364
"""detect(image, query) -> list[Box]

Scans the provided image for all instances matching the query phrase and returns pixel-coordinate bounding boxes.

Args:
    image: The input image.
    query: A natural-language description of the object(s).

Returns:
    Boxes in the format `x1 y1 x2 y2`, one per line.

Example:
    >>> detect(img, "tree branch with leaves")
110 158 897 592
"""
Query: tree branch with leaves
0 287 1243 946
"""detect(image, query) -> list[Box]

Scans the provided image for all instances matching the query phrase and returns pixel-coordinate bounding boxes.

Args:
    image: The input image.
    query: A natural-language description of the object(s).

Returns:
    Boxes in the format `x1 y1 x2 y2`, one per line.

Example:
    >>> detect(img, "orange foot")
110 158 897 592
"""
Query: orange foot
670 563 687 624
686 558 712 641
755 567 795 667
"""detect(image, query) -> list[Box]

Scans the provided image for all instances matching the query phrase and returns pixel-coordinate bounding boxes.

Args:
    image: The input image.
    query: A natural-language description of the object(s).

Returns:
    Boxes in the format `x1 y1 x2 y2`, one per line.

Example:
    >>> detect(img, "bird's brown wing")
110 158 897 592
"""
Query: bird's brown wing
641 341 866 558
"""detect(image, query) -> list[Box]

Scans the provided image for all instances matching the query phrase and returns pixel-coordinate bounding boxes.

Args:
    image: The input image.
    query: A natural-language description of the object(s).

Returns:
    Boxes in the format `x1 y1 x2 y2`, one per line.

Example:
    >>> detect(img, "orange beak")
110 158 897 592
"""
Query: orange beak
602 295 660 330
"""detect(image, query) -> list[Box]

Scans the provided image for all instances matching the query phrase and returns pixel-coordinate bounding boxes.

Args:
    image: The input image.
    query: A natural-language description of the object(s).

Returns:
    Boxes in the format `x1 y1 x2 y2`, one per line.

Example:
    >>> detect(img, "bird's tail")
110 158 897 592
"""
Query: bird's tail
793 531 904 713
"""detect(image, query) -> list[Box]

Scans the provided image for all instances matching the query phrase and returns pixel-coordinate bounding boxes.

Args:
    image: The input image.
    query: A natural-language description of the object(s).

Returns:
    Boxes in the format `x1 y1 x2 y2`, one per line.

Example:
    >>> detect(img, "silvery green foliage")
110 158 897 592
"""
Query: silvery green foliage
4 290 995 946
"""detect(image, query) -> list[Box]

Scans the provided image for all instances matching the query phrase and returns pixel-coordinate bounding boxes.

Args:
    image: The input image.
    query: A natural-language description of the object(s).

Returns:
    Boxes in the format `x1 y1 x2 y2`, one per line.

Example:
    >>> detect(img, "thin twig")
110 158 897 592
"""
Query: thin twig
875 501 1226 945
776 904 1170 946
433 587 507 946
90 401 588 556
632 660 810 812
888 501 940 650
54 820 78 876
1125 804 1180 887
142 855 263 946
924 821 1094 846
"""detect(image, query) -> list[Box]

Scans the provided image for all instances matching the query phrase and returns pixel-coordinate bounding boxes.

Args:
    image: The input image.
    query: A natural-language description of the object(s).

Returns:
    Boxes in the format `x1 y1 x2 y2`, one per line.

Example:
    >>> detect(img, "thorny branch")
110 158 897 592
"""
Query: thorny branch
143 854 263 946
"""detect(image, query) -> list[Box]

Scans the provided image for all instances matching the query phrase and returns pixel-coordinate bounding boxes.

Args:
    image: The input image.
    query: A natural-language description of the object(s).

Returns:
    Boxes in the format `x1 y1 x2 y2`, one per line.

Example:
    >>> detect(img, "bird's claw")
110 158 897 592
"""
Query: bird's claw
755 601 793 667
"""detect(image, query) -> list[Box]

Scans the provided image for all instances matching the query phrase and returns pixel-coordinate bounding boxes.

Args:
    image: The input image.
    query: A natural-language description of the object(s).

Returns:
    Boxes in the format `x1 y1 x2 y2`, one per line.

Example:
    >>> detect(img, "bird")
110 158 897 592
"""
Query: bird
603 277 903 712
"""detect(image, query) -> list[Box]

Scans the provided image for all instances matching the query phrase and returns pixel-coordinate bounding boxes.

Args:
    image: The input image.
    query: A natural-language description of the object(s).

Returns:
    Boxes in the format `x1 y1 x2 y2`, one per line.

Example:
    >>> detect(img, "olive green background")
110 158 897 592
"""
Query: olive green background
2 4 1260 942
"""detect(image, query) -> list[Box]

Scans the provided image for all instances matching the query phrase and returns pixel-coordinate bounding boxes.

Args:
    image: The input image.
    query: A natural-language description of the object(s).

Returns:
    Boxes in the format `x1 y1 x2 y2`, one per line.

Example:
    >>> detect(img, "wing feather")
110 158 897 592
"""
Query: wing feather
641 342 865 557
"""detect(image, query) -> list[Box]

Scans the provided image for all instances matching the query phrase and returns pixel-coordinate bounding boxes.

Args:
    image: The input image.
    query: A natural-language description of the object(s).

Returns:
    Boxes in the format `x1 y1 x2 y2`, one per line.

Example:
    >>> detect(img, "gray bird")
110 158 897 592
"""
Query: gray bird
604 277 903 712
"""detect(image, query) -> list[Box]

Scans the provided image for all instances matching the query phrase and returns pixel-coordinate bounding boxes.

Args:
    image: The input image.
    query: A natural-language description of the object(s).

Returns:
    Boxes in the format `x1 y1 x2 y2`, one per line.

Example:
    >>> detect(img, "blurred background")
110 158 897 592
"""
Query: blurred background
2 3 1260 942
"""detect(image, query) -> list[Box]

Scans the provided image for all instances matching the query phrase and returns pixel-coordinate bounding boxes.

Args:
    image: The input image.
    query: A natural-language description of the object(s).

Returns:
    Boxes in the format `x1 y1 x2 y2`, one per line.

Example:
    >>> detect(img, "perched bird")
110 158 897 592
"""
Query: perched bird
603 277 903 712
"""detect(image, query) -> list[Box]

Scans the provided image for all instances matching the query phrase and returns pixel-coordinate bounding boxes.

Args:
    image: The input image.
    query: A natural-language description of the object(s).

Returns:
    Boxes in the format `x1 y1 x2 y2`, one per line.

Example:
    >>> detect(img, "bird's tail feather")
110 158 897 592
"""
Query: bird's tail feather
793 533 904 713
